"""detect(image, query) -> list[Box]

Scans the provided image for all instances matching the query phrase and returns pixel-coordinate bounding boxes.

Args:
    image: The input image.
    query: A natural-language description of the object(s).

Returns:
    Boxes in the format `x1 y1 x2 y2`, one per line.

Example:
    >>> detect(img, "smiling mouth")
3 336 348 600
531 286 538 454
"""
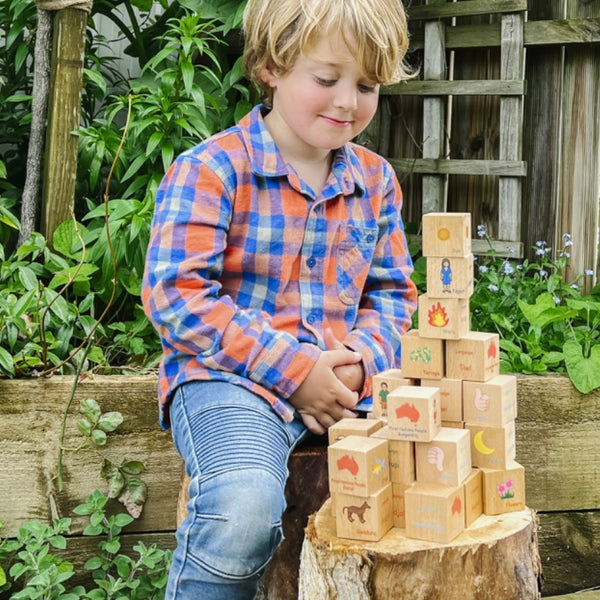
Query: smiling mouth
321 115 352 126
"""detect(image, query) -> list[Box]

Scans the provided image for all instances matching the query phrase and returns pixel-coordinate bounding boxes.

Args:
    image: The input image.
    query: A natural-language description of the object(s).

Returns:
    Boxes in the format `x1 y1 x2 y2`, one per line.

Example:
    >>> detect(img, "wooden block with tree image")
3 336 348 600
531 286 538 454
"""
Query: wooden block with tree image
418 294 470 340
422 212 472 257
400 329 445 379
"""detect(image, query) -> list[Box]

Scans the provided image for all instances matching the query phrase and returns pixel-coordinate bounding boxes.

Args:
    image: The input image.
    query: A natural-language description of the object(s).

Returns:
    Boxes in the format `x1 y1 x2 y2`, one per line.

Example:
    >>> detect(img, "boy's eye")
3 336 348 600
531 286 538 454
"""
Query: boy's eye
358 84 377 93
314 76 336 87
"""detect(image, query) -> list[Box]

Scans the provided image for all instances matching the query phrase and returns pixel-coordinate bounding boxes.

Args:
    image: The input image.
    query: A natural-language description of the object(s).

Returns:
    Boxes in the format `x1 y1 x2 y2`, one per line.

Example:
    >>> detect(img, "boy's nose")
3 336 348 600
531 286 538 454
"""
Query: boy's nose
333 85 358 111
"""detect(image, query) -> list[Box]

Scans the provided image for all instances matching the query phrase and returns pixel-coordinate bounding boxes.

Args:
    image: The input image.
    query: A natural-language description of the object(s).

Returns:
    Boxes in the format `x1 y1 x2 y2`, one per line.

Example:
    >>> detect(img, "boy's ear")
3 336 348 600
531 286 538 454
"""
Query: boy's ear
260 64 278 88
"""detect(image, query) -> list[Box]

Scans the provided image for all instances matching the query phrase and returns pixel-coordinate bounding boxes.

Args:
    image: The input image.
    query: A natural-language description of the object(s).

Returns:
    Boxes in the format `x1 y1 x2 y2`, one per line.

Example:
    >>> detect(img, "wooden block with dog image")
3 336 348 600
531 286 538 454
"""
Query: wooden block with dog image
372 369 415 418
462 375 517 427
328 435 389 496
422 212 472 257
332 483 393 542
387 386 441 442
418 294 470 340
400 329 445 379
426 254 474 298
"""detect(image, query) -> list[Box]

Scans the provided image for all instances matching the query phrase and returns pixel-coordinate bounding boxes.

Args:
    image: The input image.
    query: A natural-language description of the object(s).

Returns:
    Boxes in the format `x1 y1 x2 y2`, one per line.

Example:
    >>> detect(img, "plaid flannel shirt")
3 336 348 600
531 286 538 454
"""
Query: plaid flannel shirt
142 105 417 429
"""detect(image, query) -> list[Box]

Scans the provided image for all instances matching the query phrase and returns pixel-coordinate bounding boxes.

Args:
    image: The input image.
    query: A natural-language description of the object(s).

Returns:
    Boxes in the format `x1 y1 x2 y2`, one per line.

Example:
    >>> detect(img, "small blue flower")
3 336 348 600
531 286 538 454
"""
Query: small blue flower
507 246 515 255
478 266 488 273
562 233 572 242
535 241 545 247
503 262 515 275
539 269 548 279
571 284 579 290
565 240 573 247
585 269 594 276
553 296 560 305
477 224 486 238
488 284 499 292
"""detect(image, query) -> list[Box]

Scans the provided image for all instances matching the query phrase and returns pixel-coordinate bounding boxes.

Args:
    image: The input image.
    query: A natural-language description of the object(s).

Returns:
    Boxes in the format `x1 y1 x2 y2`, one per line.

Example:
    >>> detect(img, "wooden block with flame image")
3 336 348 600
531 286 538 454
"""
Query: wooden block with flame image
418 294 470 340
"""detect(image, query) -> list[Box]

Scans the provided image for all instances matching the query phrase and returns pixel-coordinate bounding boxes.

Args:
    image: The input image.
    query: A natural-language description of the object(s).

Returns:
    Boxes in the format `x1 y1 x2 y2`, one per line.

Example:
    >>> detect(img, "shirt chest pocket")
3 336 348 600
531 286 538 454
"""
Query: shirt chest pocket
336 225 378 305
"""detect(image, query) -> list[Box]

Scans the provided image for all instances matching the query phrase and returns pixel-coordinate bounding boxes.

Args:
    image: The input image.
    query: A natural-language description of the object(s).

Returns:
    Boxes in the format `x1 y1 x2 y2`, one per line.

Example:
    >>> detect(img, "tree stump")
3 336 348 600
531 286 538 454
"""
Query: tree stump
299 498 542 600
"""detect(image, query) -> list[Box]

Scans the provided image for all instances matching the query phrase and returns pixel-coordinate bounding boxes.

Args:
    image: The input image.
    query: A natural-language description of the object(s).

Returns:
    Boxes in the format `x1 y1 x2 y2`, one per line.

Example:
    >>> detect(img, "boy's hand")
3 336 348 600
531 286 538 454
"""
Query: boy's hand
289 348 361 435
323 328 365 393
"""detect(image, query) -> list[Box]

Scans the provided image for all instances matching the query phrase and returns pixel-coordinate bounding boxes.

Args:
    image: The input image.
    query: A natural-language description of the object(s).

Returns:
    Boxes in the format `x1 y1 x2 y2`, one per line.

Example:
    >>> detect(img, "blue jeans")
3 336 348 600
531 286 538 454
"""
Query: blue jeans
166 381 308 600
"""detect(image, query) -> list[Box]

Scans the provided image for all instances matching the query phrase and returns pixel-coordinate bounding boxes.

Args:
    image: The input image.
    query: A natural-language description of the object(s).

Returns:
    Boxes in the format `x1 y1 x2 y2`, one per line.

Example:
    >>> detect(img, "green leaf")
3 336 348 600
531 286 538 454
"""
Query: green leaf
80 398 101 423
91 429 107 446
0 347 15 376
563 339 600 394
518 293 575 329
121 461 145 475
97 411 123 432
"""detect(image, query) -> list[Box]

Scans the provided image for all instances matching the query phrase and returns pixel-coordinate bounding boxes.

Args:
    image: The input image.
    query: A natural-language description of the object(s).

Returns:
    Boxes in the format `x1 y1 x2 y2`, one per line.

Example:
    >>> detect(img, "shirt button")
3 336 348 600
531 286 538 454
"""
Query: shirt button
307 314 315 324
366 234 375 243
307 257 316 268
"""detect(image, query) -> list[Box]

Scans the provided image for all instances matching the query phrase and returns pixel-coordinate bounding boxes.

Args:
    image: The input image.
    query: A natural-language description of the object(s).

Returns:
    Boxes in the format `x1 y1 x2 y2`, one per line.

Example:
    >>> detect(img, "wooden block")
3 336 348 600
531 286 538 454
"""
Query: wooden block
400 329 445 379
372 369 415 418
445 332 500 381
422 377 462 421
426 254 474 298
415 427 471 487
391 482 412 528
463 375 517 427
405 482 465 543
463 468 483 527
481 461 526 516
328 435 390 496
371 426 415 485
422 212 471 257
465 422 516 470
328 417 383 444
442 420 464 428
333 483 393 542
418 294 470 340
387 386 441 442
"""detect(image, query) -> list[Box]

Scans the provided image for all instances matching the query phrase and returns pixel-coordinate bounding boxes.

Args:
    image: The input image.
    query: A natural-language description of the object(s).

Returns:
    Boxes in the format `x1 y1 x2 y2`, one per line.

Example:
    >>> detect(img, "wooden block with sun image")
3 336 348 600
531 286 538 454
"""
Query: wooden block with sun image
405 482 466 543
445 331 500 381
387 385 441 442
333 483 394 541
418 294 470 340
465 421 516 470
426 254 474 298
328 435 390 496
480 461 526 516
422 212 472 257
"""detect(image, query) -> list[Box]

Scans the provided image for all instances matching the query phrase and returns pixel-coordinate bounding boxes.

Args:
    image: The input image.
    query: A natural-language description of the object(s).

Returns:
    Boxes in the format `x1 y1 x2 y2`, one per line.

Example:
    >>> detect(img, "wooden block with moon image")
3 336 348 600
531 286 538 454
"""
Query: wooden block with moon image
422 212 472 257
371 426 415 485
333 483 393 542
418 294 470 340
415 427 471 488
422 377 463 422
400 329 445 379
328 435 389 496
327 416 383 444
372 368 415 419
426 254 474 298
387 386 441 442
405 482 465 543
480 461 526 515
466 421 516 470
445 331 500 381
463 468 483 527
462 375 517 427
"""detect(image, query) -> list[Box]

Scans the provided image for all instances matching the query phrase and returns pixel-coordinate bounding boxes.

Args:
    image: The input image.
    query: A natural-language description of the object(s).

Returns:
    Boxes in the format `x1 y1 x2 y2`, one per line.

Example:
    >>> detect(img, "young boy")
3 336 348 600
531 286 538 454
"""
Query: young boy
142 0 417 597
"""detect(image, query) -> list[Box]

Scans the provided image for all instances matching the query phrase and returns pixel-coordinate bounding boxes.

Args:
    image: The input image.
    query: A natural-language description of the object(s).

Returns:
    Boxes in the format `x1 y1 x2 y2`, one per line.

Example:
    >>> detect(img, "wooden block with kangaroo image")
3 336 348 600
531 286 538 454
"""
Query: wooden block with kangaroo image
333 483 393 542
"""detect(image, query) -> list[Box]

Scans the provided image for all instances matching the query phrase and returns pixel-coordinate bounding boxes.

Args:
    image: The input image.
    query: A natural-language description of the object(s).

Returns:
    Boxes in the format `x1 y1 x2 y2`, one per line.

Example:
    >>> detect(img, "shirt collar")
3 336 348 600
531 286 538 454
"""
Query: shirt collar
239 105 366 199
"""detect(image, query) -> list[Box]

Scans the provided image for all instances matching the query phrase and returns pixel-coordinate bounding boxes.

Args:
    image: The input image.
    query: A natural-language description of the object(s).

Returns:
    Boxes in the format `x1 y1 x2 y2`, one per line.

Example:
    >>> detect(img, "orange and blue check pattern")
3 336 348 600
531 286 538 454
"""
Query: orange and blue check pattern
142 106 417 429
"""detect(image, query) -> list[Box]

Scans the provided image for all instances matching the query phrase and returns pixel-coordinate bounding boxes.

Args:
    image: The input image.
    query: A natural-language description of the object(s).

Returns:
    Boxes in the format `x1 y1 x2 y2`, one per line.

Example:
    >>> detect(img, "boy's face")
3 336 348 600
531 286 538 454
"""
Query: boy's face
261 31 379 158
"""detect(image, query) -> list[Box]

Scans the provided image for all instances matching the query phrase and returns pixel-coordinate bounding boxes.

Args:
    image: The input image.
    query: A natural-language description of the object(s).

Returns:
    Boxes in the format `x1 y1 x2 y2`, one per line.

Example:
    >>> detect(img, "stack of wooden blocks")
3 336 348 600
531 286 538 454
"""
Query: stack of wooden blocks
327 213 525 545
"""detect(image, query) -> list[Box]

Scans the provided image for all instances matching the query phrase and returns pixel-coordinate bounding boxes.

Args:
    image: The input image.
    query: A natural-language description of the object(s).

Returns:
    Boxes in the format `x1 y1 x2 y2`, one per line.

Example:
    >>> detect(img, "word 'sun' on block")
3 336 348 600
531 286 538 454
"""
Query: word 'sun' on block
405 482 465 544
391 482 411 528
387 386 441 442
328 435 389 496
445 331 500 381
400 329 444 379
465 421 516 470
333 483 393 542
463 468 483 527
422 212 471 257
462 375 517 427
418 294 470 340
372 368 414 418
481 461 526 516
371 426 415 485
422 377 462 421
426 254 474 298
415 427 471 488
328 416 383 444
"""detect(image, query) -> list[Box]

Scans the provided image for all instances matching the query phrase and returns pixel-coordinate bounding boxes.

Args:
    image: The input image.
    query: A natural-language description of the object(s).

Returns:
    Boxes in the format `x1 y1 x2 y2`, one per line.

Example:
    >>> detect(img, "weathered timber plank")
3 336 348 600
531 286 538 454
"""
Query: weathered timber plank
545 593 600 600
515 375 600 512
0 376 181 538
390 157 526 176
383 79 525 96
408 0 527 21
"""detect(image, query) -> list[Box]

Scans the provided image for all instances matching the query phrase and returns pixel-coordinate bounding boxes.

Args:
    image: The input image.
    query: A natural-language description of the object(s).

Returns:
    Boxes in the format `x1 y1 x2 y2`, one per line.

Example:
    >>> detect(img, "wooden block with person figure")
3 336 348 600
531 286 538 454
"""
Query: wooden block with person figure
328 435 389 496
426 254 474 298
446 331 500 381
332 483 393 542
400 329 445 379
462 374 517 427
422 212 472 257
372 368 415 418
387 385 441 442
418 294 470 340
